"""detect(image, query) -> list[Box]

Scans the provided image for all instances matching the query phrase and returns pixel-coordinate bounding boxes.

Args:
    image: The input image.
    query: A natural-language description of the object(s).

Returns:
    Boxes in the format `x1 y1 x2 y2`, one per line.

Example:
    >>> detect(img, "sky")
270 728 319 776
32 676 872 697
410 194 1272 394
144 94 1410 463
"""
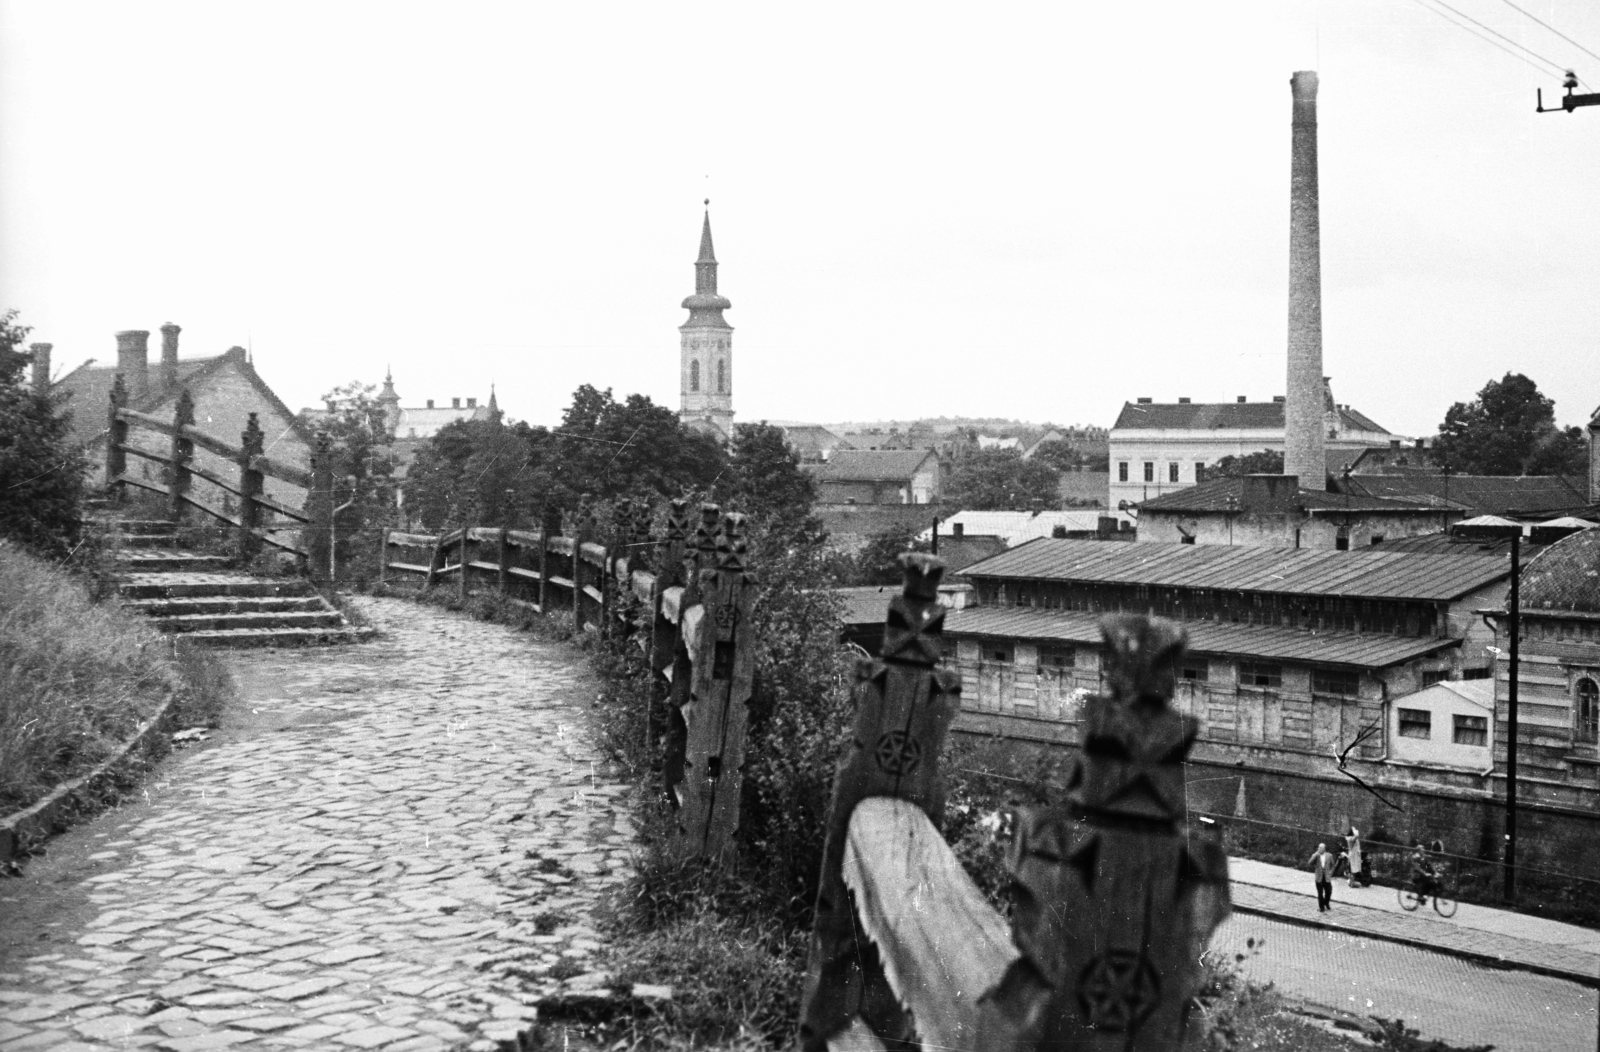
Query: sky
3 1 1598 439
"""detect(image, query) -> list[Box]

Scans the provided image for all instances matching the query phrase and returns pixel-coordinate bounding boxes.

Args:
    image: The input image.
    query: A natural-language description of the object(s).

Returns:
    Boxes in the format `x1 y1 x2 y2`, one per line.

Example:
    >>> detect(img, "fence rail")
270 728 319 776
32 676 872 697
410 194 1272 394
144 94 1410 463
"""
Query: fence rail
104 376 325 570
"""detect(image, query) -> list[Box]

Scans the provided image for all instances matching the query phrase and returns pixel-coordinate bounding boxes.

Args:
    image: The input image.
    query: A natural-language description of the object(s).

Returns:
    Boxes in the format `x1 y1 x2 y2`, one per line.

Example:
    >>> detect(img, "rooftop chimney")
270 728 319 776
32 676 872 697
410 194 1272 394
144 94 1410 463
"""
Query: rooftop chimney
427 399 435 409
1284 71 1326 489
452 397 461 409
1237 396 1247 403
159 322 181 392
115 330 150 402
1273 395 1286 403
466 397 477 408
29 343 51 396
1178 397 1191 404
1136 397 1153 404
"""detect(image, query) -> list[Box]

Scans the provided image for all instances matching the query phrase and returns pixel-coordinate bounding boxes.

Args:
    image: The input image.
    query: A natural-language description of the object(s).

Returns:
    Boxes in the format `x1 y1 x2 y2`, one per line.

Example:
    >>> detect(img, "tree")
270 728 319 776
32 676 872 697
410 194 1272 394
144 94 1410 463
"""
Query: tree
1202 449 1283 481
404 417 553 531
0 310 85 558
1029 440 1109 474
1433 373 1580 476
312 382 399 585
726 422 821 544
941 448 1060 510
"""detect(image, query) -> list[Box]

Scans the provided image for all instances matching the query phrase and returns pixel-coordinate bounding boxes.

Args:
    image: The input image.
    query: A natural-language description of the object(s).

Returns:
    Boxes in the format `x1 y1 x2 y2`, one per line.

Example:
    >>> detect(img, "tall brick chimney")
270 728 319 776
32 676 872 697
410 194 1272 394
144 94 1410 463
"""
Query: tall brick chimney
1587 408 1600 503
159 322 181 392
29 343 51 396
115 330 151 402
1284 71 1325 490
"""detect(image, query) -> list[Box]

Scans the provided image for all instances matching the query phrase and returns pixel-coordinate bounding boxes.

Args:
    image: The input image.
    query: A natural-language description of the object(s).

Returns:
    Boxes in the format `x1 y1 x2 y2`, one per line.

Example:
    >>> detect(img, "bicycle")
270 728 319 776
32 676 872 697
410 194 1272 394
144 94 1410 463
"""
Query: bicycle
1397 878 1458 918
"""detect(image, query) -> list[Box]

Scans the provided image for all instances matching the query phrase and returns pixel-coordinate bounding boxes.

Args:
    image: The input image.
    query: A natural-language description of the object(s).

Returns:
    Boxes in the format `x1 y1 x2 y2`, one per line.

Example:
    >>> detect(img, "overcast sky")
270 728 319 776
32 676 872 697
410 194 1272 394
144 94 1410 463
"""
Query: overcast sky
3 1 1598 438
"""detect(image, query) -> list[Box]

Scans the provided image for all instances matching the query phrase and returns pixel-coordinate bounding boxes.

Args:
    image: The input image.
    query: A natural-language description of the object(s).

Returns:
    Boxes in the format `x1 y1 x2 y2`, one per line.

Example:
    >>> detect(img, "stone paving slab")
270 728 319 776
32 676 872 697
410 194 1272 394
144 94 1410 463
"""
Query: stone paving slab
0 597 634 1051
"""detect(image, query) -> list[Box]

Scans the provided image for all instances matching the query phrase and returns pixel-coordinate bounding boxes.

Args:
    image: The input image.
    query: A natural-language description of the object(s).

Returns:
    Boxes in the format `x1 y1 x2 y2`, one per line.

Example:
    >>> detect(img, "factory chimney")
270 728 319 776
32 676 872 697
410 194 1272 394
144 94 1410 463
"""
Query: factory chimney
29 343 52 396
1284 71 1325 490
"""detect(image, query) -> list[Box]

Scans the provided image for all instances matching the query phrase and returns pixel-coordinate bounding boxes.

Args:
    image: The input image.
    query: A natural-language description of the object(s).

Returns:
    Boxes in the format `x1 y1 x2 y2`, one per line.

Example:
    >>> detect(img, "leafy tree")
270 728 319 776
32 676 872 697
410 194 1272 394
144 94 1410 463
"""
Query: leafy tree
726 422 822 546
847 524 931 584
1201 449 1283 481
404 417 553 531
311 382 399 585
1434 373 1582 476
941 448 1060 510
0 310 85 558
1029 441 1109 474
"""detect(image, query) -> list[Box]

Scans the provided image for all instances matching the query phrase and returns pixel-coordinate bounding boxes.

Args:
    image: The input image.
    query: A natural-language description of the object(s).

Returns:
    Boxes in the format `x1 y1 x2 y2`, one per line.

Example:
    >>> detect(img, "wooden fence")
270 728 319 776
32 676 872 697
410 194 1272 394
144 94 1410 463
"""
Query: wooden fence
380 497 756 861
104 376 328 574
798 554 1233 1051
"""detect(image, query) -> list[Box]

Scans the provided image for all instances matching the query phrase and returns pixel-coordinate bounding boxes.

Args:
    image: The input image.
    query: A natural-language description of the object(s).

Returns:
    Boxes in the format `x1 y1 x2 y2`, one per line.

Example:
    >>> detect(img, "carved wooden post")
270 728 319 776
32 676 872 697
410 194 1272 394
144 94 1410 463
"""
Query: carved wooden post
984 615 1232 1051
457 525 470 602
106 375 128 501
498 525 510 595
423 530 444 591
671 512 757 861
572 496 590 627
799 554 961 1051
168 388 195 523
306 430 334 586
657 499 691 801
237 413 265 563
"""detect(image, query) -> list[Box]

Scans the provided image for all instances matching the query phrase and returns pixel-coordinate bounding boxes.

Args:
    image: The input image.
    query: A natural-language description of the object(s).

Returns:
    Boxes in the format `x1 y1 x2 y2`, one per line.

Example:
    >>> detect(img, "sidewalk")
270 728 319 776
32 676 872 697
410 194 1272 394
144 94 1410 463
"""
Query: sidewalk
1228 856 1600 987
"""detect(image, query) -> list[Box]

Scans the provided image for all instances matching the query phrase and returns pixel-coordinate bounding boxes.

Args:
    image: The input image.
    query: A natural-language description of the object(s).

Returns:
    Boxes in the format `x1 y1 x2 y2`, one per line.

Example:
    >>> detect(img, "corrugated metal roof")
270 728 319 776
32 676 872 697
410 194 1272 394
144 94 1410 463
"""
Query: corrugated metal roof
945 606 1459 668
1344 474 1587 516
959 538 1507 601
1138 477 1438 513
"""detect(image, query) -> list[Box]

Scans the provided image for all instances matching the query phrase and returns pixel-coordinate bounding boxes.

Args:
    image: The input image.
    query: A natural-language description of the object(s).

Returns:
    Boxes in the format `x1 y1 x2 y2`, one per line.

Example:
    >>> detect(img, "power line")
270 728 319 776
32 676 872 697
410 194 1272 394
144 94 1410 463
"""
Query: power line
1408 0 1574 81
1497 0 1600 66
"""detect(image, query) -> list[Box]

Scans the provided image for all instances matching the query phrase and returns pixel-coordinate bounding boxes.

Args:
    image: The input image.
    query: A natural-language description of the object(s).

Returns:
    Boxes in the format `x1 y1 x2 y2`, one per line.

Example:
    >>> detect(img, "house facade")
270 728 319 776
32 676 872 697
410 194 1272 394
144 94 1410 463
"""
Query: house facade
1108 384 1396 520
812 449 942 505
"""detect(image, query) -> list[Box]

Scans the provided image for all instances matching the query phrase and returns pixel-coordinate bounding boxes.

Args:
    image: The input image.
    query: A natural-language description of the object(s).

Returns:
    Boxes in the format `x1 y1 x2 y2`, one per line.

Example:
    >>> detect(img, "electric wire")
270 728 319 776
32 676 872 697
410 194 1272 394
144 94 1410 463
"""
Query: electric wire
1496 0 1600 66
1407 0 1576 82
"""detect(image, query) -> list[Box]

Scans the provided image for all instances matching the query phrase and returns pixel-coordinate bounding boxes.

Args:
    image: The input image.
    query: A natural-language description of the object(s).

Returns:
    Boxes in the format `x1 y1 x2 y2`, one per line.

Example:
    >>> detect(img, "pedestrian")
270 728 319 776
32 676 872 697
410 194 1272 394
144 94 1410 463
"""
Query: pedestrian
1344 827 1365 888
1307 841 1336 911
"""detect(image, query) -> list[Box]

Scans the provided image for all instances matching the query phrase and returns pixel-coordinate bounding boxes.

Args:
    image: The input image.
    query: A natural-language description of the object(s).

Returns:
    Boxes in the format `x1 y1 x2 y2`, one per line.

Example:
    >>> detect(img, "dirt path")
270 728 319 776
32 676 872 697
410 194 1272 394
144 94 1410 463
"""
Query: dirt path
0 597 635 1051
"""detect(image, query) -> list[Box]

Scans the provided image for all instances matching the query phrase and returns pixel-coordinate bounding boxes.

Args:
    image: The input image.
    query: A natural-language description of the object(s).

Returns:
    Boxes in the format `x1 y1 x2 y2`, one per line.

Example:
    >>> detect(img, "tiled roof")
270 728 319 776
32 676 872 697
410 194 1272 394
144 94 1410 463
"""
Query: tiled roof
1521 528 1600 615
1111 401 1391 435
1137 477 1438 514
959 537 1508 602
815 449 937 482
917 510 1105 546
932 535 1009 576
834 585 900 626
1343 474 1588 516
945 606 1460 669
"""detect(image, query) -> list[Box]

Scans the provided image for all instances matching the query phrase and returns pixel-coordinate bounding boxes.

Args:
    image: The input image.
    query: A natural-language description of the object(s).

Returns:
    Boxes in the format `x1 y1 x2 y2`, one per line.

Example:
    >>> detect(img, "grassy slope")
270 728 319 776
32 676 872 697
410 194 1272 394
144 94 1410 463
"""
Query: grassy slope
0 539 231 815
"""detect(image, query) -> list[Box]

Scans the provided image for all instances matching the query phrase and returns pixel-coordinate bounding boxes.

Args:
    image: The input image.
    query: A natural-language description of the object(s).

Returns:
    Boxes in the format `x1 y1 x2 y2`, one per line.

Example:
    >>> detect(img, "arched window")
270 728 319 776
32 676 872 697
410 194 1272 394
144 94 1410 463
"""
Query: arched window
690 360 699 392
716 359 726 393
1577 677 1599 744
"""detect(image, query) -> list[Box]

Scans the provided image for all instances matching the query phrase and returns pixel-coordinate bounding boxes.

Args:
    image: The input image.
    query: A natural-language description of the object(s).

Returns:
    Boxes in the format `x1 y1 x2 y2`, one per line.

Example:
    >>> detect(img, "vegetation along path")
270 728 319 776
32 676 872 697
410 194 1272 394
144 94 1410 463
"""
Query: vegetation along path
0 596 634 1051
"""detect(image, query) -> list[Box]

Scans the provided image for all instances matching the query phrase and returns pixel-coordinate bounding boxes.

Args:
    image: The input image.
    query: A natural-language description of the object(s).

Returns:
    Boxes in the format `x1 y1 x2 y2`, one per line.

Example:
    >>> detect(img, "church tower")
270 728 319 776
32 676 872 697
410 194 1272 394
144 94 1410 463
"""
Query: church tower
679 204 734 440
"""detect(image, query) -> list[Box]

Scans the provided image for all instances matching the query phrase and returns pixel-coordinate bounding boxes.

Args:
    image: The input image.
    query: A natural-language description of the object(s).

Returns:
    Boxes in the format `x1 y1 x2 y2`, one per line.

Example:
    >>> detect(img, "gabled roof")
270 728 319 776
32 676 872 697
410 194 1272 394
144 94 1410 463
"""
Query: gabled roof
779 424 849 453
815 448 938 482
945 606 1460 669
1138 476 1442 514
959 537 1508 602
1111 401 1390 434
1520 528 1600 615
51 350 309 449
1343 474 1588 516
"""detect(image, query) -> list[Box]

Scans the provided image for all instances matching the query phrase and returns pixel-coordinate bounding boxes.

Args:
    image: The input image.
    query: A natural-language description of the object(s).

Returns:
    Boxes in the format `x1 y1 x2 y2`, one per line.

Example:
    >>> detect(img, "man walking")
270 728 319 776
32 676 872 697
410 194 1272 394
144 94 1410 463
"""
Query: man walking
1307 841 1336 911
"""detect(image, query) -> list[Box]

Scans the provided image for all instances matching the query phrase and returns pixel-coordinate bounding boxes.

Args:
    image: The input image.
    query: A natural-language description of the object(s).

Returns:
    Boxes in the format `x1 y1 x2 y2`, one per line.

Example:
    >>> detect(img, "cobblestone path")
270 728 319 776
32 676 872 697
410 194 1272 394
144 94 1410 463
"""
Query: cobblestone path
0 597 634 1051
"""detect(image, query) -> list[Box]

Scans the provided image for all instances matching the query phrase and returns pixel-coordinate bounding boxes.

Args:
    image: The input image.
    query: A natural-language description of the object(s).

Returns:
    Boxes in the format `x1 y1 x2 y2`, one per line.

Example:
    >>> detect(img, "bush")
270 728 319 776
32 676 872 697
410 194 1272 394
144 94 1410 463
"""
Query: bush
0 539 234 816
0 310 86 559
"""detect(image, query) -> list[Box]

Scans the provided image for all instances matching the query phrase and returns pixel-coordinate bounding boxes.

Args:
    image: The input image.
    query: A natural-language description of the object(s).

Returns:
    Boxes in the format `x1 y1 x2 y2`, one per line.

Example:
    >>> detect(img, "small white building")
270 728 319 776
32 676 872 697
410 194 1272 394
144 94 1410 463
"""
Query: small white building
1388 679 1495 772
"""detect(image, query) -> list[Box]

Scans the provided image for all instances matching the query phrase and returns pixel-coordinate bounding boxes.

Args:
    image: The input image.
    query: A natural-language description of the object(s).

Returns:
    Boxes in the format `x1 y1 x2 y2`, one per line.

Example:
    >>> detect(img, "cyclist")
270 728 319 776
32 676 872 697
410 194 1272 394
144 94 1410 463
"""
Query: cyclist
1409 843 1440 902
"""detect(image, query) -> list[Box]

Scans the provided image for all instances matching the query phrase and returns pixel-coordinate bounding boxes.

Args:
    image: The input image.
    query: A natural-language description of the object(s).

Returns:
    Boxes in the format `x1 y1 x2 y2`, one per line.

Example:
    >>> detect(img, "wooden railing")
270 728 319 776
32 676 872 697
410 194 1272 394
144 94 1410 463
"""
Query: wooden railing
104 375 324 572
380 497 757 861
798 555 1232 1051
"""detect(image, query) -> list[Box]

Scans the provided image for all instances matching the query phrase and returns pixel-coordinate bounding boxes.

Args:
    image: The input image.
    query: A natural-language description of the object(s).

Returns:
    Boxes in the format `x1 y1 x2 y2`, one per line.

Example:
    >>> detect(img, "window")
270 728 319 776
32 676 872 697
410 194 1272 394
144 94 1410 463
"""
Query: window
1238 661 1282 689
1194 460 1206 482
1399 708 1432 739
1453 715 1488 746
1422 669 1449 687
1462 667 1491 680
1370 535 1385 545
1180 660 1209 682
717 359 726 393
985 643 1014 664
1168 462 1179 483
1335 533 1350 552
1180 535 1196 545
1143 462 1155 483
1312 668 1359 697
690 360 700 391
1039 646 1074 671
1578 678 1600 744
1118 462 1129 482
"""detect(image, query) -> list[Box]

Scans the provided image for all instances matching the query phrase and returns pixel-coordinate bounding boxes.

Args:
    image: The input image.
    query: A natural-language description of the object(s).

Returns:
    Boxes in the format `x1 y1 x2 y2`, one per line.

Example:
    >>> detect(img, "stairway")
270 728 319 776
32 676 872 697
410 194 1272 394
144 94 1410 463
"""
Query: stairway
109 519 371 647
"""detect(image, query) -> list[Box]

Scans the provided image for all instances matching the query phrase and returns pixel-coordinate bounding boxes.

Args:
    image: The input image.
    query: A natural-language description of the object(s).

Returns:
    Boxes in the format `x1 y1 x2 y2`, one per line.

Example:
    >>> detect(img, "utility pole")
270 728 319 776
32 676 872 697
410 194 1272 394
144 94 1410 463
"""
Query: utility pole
1506 529 1521 902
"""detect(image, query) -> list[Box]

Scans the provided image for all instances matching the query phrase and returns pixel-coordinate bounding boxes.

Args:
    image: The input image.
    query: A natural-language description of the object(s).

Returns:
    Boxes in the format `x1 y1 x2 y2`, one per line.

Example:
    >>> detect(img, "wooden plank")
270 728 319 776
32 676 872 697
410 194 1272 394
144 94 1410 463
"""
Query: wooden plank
387 531 440 548
467 527 500 542
467 560 501 573
582 584 604 604
632 570 657 604
843 798 1017 1052
118 443 173 467
547 536 575 556
117 406 178 436
438 528 465 547
179 422 243 461
113 474 170 498
248 453 312 489
507 565 542 582
386 561 433 575
183 459 245 499
580 541 607 567
546 575 574 590
436 563 463 576
506 529 542 548
252 492 311 524
176 491 241 529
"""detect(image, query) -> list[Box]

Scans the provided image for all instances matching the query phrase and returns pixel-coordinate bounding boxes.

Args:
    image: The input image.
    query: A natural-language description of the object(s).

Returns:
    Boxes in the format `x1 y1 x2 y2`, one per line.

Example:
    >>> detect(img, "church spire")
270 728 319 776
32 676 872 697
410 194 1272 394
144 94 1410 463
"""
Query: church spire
488 383 500 421
683 201 731 325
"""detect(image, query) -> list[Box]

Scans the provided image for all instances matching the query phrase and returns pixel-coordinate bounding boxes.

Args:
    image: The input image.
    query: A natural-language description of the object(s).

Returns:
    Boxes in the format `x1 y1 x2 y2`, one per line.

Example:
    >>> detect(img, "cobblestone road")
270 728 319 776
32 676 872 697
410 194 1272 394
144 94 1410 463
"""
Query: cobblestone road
1212 914 1597 1052
0 597 633 1051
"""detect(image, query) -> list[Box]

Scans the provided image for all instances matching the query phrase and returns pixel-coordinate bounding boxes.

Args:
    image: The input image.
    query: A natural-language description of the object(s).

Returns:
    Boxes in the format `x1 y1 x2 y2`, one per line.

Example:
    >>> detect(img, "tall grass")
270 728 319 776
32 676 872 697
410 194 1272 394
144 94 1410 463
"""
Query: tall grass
0 539 232 815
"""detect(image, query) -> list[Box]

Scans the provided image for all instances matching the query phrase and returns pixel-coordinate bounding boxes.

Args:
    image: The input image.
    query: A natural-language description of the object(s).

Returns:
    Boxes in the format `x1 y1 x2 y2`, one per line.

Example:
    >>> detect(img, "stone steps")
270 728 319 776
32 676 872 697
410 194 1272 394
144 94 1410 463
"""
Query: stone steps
121 595 330 617
174 625 374 648
142 610 348 634
118 550 234 573
118 574 315 600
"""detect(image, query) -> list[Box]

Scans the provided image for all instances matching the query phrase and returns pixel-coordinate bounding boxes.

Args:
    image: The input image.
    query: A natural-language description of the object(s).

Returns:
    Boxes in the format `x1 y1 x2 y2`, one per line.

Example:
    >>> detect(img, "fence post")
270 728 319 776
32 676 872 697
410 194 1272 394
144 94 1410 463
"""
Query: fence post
168 388 194 524
656 500 691 800
378 528 390 588
105 375 128 502
538 506 553 613
672 512 757 861
306 430 334 586
572 495 590 628
498 526 510 595
237 412 265 564
458 526 470 604
423 530 444 591
799 554 961 1050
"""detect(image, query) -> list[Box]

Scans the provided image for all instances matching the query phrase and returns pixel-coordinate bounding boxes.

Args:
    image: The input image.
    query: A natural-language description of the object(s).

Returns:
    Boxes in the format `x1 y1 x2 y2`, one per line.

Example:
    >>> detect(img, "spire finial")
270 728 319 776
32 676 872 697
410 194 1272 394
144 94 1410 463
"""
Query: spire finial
704 198 710 207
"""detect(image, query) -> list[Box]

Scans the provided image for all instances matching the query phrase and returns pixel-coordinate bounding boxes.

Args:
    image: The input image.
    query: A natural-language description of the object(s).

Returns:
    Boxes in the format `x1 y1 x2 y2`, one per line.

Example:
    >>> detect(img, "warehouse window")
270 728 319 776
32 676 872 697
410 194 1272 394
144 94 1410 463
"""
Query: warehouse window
1453 715 1488 747
1168 462 1179 483
1312 668 1359 697
1399 708 1431 739
1143 462 1155 483
1039 646 1074 671
1118 462 1129 482
1237 661 1282 689
1577 678 1599 744
985 643 1014 664
1180 660 1209 682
